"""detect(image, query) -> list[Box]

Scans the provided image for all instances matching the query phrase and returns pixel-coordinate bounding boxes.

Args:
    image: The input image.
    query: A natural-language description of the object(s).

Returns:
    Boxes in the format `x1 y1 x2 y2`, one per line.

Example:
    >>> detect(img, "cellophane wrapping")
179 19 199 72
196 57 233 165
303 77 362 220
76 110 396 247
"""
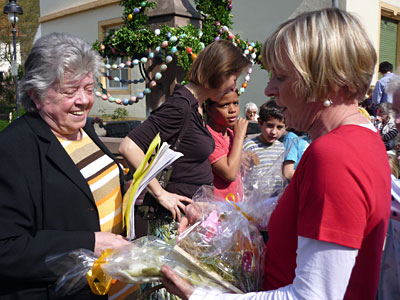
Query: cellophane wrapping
46 236 237 296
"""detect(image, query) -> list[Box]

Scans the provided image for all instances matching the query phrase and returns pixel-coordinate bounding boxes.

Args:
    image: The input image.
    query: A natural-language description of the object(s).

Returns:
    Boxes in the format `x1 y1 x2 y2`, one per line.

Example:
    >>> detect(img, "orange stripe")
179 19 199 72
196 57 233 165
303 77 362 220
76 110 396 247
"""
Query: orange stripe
101 213 122 232
96 186 121 207
88 163 118 186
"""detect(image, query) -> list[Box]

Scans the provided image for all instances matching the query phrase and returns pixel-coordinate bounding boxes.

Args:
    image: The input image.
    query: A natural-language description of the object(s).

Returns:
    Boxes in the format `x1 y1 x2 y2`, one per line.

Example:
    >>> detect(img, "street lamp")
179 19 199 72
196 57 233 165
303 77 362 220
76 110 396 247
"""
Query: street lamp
3 0 23 118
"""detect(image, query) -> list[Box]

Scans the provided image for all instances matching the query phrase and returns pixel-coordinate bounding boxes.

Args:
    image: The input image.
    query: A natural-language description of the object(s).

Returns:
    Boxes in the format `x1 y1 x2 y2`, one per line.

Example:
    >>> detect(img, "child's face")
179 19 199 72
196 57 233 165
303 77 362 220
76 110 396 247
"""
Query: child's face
207 92 240 127
259 118 285 144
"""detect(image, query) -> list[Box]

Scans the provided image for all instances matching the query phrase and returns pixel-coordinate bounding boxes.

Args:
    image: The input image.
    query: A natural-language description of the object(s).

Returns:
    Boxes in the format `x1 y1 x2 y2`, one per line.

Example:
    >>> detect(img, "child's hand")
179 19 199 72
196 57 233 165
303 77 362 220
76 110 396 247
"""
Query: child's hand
233 117 248 139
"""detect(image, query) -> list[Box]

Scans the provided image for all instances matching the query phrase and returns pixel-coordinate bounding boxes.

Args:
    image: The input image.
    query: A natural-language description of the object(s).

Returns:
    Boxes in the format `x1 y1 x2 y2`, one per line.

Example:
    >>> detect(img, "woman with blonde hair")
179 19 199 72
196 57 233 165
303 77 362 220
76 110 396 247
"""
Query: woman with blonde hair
161 8 391 300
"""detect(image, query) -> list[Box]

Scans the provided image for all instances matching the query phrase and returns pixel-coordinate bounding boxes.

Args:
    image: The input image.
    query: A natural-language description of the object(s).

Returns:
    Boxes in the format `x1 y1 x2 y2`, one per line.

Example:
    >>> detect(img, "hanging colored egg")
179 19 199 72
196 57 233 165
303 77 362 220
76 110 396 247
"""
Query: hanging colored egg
248 46 253 52
140 57 148 63
245 75 251 82
251 53 257 60
141 1 147 7
119 63 125 68
148 52 154 59
95 91 102 97
186 47 192 54
247 68 253 74
105 64 111 69
125 61 132 67
239 87 245 94
108 96 116 102
127 14 133 21
130 96 137 102
150 80 157 87
244 49 250 55
154 72 162 80
171 46 178 54
154 29 160 36
169 36 178 43
228 4 233 10
215 21 221 26
133 7 140 13
166 55 173 63
101 94 108 100
242 82 248 88
137 92 144 99
198 30 203 38
214 36 220 41
161 41 169 48
155 46 161 52
228 33 235 40
222 26 229 32
100 44 105 50
179 33 186 38
191 53 197 60
115 98 122 104
250 42 255 47
167 32 172 38
144 88 151 94
132 59 139 65
160 64 168 71
200 42 205 49
123 98 129 105
114 77 120 82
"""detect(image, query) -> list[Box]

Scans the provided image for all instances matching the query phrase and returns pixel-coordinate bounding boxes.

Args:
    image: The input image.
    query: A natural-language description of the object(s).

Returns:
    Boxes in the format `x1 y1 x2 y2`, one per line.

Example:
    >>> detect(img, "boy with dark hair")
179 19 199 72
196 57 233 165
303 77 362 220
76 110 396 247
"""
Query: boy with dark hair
243 100 286 197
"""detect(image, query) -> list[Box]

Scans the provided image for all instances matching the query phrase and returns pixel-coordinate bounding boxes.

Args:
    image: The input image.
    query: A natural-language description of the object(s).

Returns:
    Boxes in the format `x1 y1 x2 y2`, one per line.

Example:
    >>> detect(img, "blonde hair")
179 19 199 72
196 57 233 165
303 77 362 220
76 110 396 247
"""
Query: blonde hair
262 8 376 103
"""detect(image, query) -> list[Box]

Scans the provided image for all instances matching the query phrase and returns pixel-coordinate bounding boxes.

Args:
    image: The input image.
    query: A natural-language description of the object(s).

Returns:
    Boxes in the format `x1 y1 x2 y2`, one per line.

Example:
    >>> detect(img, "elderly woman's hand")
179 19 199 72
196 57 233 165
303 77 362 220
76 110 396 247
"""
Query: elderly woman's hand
156 190 192 221
94 232 132 257
161 265 194 300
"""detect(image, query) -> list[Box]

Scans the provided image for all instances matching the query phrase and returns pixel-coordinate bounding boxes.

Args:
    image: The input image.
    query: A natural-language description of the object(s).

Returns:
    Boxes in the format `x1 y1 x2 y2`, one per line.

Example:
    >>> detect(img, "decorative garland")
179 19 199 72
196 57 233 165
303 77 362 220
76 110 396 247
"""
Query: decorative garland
93 0 263 105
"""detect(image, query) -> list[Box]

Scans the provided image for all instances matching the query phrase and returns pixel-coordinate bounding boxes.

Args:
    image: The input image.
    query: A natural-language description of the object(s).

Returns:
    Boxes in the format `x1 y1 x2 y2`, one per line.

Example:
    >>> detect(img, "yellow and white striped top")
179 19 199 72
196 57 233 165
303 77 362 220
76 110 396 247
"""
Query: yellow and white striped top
58 131 123 234
59 131 139 299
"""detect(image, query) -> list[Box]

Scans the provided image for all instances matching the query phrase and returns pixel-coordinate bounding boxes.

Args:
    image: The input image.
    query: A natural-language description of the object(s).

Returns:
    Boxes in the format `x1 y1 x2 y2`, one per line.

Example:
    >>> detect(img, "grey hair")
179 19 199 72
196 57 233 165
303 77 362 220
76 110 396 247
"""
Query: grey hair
20 32 104 113
245 102 258 112
378 102 396 119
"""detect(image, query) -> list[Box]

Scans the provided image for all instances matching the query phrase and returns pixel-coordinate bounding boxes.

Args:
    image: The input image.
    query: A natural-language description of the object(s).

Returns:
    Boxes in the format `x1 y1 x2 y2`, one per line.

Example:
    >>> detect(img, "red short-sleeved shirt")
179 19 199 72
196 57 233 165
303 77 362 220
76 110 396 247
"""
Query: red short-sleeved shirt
263 125 391 300
207 125 243 201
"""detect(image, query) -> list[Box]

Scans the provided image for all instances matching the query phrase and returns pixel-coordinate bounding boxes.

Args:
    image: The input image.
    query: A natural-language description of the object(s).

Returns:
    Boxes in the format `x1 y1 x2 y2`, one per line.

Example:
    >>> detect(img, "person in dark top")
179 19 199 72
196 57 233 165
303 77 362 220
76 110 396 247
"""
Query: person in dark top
119 39 250 300
119 39 250 220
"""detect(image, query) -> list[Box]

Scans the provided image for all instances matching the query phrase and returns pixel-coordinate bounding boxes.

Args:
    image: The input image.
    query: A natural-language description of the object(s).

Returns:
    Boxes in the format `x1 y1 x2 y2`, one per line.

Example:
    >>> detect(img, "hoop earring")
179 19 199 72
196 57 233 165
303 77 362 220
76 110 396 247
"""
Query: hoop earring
323 99 333 107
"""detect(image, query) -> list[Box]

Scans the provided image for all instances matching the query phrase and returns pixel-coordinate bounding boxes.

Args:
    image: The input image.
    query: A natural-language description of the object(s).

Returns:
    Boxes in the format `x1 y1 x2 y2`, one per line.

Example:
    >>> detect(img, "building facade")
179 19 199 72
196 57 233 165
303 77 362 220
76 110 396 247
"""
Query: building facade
38 0 400 119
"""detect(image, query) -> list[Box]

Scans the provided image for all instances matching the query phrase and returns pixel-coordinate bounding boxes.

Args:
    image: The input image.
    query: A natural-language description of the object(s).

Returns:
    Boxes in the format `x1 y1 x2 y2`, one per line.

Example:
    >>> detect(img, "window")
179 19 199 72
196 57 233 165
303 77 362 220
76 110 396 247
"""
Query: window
98 18 130 94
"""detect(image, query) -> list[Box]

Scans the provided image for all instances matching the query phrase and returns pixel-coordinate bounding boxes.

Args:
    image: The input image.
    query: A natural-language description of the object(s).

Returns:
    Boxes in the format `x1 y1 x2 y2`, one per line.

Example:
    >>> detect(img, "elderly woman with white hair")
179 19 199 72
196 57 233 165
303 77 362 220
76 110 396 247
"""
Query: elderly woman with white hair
0 32 135 299
161 8 391 300
244 102 259 121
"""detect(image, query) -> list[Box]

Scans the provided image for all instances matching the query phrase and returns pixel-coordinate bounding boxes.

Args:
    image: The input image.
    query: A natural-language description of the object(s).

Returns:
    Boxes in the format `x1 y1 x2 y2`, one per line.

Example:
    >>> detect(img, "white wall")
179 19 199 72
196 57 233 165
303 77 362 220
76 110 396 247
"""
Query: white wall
231 0 332 114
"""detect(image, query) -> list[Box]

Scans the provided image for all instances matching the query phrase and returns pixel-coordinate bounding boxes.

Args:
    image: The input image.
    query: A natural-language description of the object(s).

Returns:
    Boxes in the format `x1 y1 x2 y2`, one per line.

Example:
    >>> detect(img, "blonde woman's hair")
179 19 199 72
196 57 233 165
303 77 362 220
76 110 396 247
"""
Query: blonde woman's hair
262 8 376 103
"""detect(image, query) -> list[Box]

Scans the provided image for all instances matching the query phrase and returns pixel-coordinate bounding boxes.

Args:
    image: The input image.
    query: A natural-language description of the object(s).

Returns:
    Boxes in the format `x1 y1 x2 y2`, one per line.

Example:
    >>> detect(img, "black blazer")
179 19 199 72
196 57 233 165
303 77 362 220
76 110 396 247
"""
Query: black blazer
0 113 123 299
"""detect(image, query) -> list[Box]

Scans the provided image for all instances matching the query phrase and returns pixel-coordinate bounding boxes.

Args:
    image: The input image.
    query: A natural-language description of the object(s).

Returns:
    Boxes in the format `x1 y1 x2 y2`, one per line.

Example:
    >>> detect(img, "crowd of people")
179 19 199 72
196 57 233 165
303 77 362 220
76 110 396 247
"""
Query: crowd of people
0 6 396 300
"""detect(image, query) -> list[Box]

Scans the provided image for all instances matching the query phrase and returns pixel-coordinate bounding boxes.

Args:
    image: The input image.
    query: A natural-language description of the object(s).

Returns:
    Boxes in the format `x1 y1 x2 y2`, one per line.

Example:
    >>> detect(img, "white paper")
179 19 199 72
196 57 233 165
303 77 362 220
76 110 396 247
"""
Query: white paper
128 142 183 240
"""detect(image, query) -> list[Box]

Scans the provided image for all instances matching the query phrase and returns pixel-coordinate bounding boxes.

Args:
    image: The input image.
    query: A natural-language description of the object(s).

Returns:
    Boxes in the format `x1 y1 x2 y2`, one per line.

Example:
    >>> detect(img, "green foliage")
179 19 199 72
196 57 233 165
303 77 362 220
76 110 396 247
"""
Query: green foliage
99 107 129 121
94 0 263 71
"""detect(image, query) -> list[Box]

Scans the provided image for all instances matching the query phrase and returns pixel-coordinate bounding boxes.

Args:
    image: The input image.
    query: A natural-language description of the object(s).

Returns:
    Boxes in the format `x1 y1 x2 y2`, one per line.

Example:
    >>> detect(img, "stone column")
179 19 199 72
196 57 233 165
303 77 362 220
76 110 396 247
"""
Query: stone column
145 0 202 112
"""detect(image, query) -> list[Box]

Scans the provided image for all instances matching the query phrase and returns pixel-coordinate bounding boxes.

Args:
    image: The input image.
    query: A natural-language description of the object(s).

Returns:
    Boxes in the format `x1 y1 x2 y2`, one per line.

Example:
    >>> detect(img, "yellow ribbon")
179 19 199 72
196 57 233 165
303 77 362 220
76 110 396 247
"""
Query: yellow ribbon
225 193 256 223
123 133 162 233
86 249 115 295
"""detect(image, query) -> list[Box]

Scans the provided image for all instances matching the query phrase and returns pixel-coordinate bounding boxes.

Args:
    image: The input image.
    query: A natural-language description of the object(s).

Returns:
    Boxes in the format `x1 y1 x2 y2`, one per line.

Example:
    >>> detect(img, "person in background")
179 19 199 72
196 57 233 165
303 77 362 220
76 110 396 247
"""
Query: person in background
119 39 250 300
361 85 376 117
205 91 248 200
375 102 399 151
242 101 286 196
0 32 134 300
161 8 391 300
372 61 394 111
244 102 259 121
281 128 309 181
379 66 400 299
